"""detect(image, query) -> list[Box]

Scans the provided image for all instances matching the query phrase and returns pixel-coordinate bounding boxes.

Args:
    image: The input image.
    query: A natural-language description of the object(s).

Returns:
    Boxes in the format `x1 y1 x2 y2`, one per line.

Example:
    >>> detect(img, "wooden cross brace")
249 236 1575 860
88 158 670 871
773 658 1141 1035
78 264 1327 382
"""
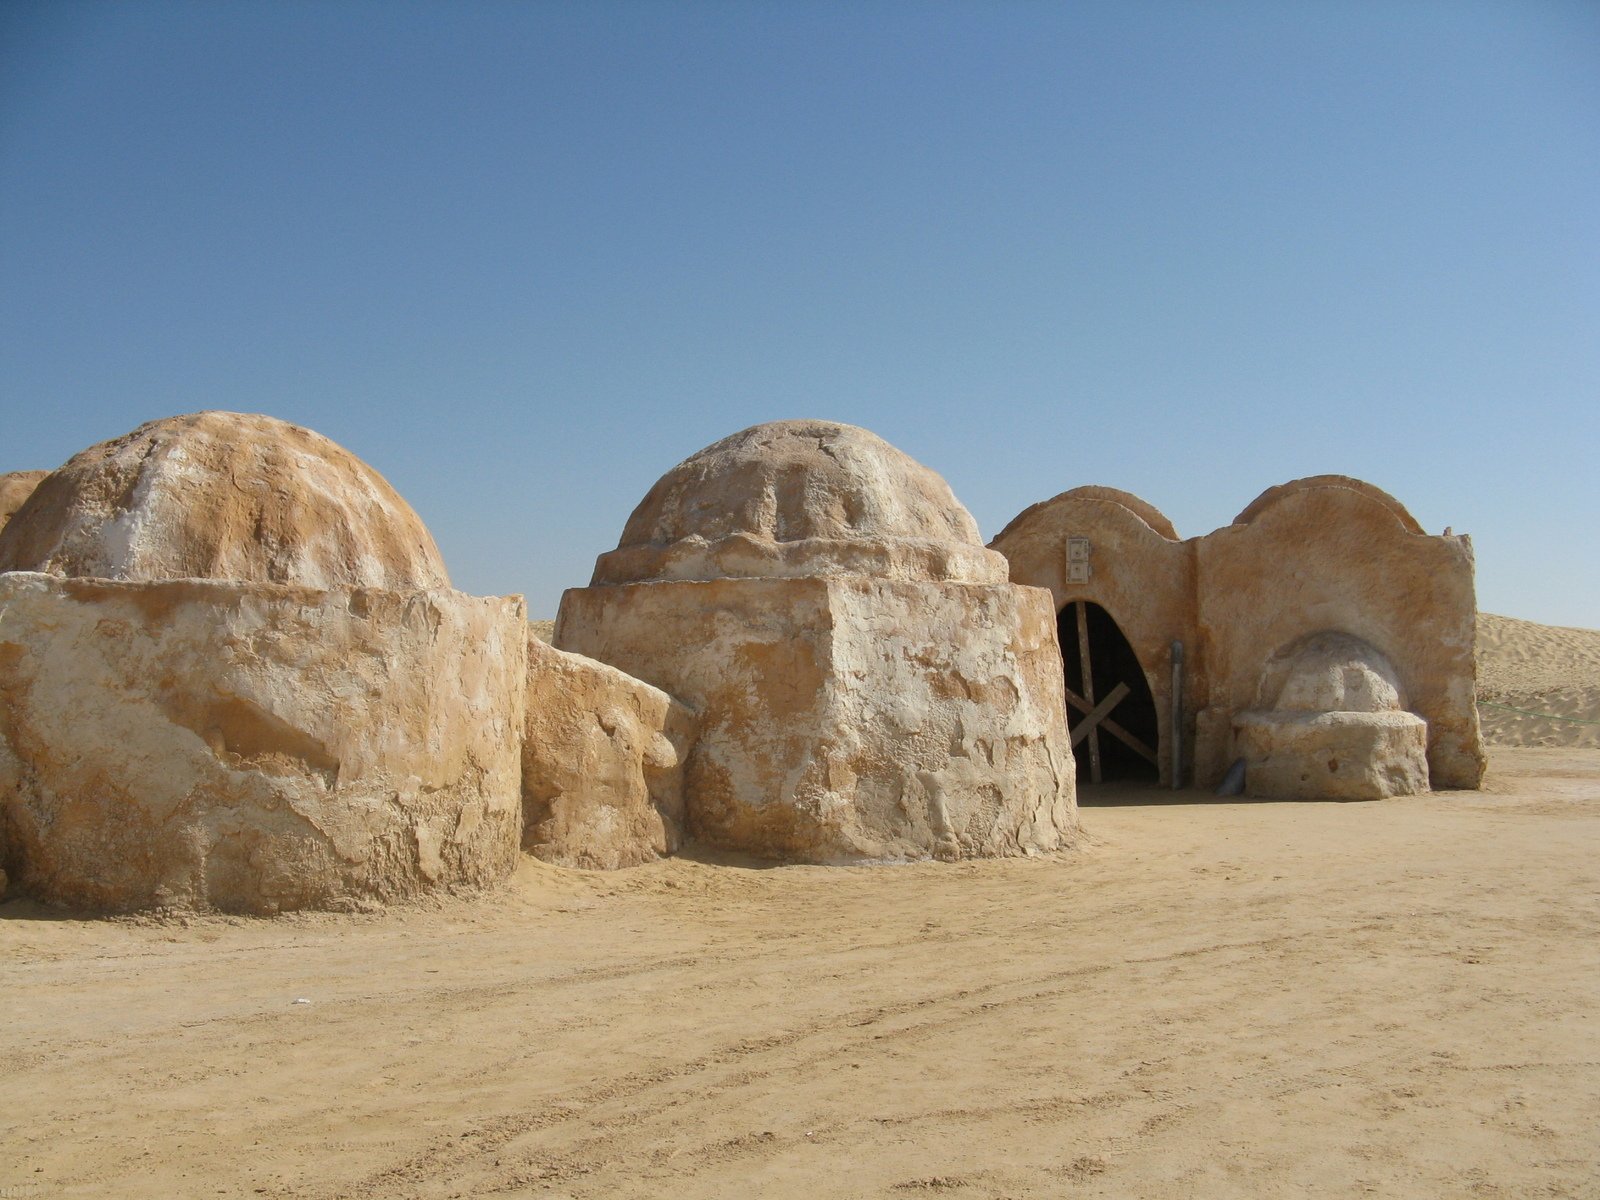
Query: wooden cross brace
1064 681 1159 766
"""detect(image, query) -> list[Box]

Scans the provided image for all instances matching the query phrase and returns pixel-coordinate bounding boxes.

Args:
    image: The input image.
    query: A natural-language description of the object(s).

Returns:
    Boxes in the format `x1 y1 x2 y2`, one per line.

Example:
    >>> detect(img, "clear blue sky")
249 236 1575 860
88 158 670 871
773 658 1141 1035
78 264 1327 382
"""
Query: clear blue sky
2 1 1596 625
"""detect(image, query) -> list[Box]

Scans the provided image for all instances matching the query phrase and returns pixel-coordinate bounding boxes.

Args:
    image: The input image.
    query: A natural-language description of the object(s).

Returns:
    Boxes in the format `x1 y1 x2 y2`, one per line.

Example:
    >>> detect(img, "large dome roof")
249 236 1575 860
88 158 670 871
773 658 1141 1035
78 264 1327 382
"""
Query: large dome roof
592 419 1007 585
0 411 450 590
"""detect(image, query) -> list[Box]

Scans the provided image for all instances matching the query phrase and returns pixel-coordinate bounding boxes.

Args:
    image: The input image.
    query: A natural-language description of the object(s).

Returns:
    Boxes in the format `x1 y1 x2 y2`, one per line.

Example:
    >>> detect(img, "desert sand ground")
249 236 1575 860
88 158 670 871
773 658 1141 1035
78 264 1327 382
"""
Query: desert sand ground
3 619 1598 1199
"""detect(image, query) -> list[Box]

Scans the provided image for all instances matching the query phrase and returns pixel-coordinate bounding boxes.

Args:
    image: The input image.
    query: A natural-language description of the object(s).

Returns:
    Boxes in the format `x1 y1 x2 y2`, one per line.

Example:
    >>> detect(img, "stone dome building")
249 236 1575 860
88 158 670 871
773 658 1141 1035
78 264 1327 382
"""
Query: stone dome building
0 413 524 914
556 420 1078 863
991 475 1483 799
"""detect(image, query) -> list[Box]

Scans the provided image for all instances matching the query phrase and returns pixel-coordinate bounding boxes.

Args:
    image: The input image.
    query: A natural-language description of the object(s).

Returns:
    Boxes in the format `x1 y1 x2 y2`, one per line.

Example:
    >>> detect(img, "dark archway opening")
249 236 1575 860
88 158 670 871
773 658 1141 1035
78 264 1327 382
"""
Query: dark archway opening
1057 601 1160 785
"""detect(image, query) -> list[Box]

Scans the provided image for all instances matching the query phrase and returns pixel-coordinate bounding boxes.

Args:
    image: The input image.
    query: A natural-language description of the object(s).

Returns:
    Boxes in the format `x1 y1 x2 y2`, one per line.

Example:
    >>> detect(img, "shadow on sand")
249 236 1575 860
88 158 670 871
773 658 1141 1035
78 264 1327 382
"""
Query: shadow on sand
1075 780 1380 809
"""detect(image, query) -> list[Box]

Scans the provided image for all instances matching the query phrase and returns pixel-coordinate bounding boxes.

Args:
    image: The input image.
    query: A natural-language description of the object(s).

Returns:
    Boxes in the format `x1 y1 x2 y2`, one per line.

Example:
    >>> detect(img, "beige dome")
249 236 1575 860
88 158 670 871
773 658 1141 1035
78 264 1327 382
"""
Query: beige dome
592 419 1007 585
1261 632 1408 713
0 412 449 590
0 470 47 536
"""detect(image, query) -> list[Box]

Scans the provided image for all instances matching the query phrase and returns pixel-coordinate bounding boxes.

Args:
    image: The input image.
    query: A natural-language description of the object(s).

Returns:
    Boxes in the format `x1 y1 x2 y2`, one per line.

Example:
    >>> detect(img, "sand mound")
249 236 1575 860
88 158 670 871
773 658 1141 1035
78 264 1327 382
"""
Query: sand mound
1476 613 1600 749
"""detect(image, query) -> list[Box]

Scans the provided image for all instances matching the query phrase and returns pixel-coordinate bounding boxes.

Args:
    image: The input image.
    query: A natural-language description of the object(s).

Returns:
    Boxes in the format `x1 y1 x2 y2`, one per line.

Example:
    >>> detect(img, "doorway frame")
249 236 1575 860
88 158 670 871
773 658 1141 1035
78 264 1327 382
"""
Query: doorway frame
1057 598 1162 785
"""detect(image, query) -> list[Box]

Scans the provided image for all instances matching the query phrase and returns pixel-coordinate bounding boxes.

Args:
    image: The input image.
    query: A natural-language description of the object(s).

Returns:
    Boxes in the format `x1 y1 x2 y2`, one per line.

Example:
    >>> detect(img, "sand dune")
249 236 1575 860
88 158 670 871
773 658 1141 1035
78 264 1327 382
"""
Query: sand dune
1476 613 1600 749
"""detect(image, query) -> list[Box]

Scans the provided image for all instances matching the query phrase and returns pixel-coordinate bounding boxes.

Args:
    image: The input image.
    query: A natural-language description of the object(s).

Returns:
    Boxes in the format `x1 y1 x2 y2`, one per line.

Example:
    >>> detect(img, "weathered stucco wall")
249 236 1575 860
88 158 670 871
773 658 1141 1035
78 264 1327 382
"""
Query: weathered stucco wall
990 488 1198 786
522 631 696 870
1195 481 1483 789
1233 711 1430 801
556 576 1076 863
0 573 526 913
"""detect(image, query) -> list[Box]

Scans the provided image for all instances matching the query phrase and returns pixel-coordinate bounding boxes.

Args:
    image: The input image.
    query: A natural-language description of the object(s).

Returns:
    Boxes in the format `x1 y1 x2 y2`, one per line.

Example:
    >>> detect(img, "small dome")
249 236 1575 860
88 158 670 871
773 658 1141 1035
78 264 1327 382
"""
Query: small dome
0 412 449 590
592 420 1008 585
1261 632 1407 713
991 484 1180 546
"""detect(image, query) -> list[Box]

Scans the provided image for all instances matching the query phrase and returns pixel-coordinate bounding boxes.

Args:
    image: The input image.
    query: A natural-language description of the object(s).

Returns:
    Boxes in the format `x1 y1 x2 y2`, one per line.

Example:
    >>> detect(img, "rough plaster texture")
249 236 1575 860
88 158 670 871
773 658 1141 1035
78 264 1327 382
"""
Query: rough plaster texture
1234 475 1424 534
0 411 449 590
1258 632 1410 715
0 470 46 537
522 631 696 869
592 420 1010 588
557 576 1076 863
993 477 1484 792
1233 712 1430 801
0 573 525 913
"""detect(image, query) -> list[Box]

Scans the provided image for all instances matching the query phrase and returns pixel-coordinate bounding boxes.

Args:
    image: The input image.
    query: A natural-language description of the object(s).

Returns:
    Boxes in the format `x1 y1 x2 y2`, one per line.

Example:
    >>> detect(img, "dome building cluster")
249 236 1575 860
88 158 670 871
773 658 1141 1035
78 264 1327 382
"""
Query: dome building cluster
0 411 1482 914
991 475 1483 798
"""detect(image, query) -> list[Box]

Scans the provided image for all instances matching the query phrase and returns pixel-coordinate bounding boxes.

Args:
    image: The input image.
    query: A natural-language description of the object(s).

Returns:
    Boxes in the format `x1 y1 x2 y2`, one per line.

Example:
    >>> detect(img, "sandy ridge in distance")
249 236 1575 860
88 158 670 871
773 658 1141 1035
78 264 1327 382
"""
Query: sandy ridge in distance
1476 612 1600 749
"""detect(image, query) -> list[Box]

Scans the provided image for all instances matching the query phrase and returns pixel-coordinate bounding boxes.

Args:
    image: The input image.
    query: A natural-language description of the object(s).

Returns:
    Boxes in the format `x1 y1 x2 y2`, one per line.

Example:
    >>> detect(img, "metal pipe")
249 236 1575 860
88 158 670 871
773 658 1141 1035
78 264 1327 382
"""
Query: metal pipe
1170 640 1184 790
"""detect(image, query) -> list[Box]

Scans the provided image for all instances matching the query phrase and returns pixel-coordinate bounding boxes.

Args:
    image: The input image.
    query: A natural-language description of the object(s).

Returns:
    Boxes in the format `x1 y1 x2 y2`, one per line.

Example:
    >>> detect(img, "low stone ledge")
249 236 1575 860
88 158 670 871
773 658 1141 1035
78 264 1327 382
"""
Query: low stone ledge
1233 709 1429 801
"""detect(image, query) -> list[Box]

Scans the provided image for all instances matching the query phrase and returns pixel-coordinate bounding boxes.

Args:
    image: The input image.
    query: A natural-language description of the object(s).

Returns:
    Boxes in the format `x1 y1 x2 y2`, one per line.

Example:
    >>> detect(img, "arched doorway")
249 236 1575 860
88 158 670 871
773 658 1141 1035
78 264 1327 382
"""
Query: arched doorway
1057 601 1160 785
